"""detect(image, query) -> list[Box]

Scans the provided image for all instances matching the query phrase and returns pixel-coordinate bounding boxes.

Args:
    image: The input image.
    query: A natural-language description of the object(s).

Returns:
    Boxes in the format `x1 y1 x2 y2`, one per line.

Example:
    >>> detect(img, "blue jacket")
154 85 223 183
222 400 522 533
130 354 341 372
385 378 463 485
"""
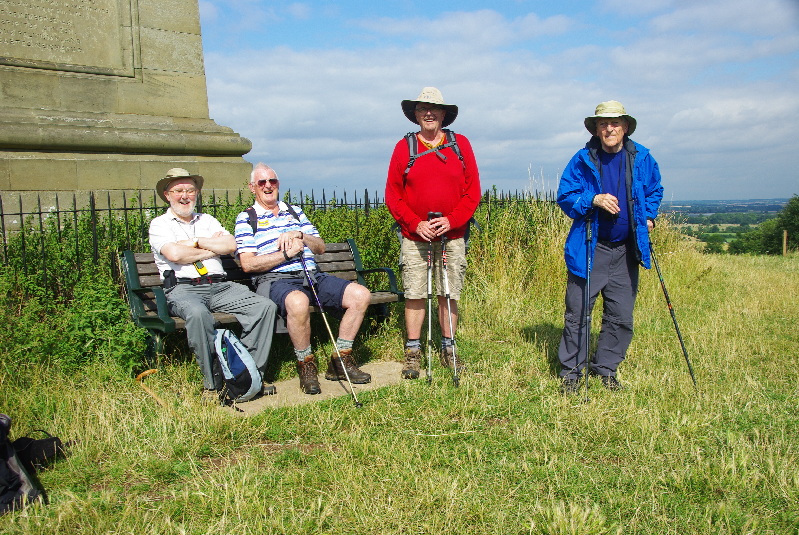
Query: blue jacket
557 137 664 278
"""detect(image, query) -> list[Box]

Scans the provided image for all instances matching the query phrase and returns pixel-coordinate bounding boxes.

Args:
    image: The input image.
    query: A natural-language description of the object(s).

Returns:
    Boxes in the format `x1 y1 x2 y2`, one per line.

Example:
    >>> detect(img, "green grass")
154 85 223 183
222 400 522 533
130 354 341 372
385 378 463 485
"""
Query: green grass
2 201 798 534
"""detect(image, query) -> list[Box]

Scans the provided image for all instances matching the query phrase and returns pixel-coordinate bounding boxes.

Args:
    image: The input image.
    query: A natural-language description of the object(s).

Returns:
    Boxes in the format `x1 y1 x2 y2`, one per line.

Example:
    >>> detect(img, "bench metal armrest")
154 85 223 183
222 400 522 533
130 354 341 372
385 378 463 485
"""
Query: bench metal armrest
358 267 402 295
139 286 177 332
346 238 402 296
122 250 176 333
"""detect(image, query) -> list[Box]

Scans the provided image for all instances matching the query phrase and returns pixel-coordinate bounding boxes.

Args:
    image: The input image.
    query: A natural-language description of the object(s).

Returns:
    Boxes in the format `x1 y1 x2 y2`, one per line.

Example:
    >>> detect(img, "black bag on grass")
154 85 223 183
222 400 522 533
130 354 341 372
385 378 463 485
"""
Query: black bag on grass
0 414 43 514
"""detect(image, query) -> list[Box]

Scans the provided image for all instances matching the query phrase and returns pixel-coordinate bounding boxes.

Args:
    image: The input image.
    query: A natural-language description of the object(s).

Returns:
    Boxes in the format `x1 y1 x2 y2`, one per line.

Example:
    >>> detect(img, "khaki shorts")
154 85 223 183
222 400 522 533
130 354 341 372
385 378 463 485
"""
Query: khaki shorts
401 237 467 300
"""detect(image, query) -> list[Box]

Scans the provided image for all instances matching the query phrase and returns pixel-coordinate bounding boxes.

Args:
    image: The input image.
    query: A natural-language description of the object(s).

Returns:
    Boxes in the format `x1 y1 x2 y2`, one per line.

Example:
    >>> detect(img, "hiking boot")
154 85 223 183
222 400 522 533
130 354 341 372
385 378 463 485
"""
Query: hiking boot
600 375 623 391
439 345 465 371
588 370 624 391
296 355 321 395
402 347 422 379
325 349 371 384
559 377 581 394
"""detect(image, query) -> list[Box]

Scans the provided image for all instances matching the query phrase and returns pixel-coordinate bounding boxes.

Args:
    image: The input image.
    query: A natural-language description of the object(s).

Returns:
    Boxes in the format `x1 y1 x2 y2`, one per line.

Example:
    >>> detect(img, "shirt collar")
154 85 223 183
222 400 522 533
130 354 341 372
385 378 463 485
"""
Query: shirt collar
167 208 200 223
253 200 290 215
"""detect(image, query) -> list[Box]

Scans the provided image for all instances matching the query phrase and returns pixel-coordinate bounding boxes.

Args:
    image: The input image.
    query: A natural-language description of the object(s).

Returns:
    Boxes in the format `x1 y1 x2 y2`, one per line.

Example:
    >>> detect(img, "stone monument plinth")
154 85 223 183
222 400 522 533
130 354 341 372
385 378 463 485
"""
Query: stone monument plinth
0 0 252 207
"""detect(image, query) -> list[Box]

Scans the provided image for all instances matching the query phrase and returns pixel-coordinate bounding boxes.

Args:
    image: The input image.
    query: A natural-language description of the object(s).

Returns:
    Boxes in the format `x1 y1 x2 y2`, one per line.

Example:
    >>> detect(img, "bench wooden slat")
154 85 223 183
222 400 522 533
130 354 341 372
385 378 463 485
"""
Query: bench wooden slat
122 240 404 354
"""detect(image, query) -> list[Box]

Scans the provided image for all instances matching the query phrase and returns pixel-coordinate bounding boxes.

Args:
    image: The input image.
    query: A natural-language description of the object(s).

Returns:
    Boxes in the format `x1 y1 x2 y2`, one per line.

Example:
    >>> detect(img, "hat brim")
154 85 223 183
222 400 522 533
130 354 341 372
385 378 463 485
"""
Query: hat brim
401 100 458 128
156 174 204 203
584 114 637 136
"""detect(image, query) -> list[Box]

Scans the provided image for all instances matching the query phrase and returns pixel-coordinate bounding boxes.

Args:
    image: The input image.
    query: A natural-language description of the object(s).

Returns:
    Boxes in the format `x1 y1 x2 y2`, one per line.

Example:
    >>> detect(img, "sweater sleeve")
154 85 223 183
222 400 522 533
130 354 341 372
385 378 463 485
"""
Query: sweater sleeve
557 151 596 220
444 134 481 232
385 138 424 236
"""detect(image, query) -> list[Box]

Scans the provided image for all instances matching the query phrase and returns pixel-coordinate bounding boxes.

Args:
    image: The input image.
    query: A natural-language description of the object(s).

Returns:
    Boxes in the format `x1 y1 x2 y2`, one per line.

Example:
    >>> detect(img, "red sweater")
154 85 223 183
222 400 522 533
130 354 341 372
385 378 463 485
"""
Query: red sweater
385 132 481 241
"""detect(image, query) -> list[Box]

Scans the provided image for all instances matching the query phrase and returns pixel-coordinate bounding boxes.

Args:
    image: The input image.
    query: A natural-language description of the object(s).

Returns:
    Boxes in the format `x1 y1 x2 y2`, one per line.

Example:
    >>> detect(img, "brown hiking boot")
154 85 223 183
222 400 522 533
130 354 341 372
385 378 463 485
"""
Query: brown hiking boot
325 349 371 384
439 345 465 371
402 347 422 379
296 355 321 395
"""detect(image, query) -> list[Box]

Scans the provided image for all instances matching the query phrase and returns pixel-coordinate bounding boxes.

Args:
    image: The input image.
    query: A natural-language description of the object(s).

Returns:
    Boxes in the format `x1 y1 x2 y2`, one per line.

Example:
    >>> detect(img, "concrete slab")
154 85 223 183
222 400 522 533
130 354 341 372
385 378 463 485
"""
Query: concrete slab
227 361 405 416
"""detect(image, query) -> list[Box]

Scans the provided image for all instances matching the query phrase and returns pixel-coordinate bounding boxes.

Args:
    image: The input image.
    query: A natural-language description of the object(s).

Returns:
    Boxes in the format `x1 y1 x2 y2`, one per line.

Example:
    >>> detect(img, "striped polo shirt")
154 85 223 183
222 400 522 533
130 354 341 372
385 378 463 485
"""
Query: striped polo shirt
234 201 319 272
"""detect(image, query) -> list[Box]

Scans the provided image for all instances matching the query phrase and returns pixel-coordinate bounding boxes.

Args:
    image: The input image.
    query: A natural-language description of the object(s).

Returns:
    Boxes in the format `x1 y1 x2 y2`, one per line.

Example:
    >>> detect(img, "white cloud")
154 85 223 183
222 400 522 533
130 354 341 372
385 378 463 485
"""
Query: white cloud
649 0 799 34
354 10 574 49
198 1 219 23
286 3 312 19
203 5 799 200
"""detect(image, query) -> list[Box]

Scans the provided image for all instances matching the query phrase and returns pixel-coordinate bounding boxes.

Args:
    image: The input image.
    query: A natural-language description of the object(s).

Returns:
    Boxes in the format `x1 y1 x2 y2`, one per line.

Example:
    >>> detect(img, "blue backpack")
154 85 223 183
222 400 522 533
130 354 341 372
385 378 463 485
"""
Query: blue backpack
214 329 262 404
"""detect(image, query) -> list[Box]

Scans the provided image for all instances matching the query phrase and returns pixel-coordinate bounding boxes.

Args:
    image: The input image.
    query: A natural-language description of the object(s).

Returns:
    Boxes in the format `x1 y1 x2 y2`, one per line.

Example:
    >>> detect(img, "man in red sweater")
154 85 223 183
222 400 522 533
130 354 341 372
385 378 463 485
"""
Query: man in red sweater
385 87 481 380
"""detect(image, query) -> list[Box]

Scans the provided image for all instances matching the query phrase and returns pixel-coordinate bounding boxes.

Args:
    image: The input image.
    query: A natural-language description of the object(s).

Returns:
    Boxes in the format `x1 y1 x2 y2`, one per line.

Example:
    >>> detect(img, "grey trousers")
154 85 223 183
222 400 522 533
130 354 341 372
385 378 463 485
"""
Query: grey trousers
558 241 639 379
166 281 277 389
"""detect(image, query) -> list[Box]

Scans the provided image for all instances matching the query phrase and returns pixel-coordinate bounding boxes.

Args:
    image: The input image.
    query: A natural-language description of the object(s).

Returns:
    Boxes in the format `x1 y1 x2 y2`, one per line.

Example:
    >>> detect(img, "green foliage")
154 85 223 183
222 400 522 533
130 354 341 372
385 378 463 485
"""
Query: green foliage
2 206 798 533
0 269 146 373
682 212 775 225
0 194 401 375
728 195 799 254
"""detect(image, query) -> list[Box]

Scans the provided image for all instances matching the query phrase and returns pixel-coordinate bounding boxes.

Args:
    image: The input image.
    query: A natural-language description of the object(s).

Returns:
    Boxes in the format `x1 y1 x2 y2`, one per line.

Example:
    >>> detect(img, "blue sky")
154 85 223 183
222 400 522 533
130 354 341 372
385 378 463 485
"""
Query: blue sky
198 0 799 200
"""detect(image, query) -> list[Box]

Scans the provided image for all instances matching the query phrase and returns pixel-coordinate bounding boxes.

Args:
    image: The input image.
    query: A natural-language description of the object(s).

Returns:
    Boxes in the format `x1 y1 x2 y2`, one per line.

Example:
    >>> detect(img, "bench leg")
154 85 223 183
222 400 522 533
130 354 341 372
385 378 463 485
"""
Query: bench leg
370 303 390 323
144 331 166 369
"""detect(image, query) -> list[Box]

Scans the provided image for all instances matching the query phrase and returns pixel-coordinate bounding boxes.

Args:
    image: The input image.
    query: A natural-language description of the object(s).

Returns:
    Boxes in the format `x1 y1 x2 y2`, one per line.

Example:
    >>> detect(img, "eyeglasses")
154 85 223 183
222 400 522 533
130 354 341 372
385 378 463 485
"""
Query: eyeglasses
415 105 443 114
169 188 198 196
256 178 278 187
597 119 625 129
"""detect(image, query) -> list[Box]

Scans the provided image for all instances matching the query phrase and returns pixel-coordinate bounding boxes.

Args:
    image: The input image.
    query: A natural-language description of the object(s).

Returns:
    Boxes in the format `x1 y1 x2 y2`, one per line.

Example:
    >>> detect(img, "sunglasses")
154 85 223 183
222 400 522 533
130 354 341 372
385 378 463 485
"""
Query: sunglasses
256 178 278 187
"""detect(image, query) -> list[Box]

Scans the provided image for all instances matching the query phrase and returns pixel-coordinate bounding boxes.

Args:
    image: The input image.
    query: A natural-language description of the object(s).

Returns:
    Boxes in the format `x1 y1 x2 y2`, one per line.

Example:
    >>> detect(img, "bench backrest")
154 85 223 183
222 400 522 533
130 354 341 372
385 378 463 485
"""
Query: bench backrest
125 242 359 291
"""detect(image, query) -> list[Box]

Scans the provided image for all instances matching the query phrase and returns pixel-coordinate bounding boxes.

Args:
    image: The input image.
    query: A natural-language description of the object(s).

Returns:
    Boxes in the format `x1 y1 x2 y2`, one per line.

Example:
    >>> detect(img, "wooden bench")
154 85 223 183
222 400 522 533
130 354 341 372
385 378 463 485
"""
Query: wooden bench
121 239 403 356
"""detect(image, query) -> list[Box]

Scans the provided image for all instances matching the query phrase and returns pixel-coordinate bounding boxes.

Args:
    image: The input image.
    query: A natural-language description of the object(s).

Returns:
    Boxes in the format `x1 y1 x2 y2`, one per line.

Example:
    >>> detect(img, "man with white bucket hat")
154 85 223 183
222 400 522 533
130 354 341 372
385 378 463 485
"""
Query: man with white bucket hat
148 168 278 397
556 101 664 394
385 87 481 381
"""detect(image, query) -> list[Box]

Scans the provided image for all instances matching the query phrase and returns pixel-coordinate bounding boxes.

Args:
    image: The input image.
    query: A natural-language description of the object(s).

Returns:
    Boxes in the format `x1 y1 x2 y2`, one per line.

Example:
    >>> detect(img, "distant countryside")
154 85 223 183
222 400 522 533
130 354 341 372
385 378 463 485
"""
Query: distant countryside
661 197 798 255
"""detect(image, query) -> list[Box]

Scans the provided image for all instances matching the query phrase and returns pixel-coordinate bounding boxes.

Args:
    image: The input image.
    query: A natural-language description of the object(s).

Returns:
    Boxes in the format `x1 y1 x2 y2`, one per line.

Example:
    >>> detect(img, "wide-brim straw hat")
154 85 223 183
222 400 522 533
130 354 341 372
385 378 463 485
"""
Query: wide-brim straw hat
584 100 637 136
156 168 204 203
401 87 458 127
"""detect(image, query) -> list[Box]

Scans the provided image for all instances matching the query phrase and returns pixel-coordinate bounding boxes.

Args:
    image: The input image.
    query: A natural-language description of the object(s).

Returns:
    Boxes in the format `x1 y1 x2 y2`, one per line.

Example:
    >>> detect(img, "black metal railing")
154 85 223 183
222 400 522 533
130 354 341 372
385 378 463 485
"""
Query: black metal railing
0 187 555 295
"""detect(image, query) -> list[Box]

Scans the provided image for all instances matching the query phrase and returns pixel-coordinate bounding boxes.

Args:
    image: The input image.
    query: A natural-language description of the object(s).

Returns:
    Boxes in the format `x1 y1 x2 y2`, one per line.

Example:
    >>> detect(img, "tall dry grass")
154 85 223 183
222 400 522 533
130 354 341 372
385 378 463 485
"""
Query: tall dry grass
2 202 798 534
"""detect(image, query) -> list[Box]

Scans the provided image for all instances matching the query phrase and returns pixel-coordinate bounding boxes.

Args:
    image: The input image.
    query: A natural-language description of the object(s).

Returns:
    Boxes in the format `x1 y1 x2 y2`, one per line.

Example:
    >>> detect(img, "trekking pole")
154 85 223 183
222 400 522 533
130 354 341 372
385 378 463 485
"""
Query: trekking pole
583 212 593 403
426 212 442 385
426 228 435 384
649 241 698 390
297 254 363 408
440 235 460 387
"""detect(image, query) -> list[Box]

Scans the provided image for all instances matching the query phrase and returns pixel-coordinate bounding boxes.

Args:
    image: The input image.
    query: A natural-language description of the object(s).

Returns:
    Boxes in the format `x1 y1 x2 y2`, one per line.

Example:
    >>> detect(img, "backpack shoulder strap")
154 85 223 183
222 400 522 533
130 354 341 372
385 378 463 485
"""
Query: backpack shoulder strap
247 204 301 234
245 207 257 234
404 130 464 175
285 203 301 222
403 132 419 176
443 129 464 167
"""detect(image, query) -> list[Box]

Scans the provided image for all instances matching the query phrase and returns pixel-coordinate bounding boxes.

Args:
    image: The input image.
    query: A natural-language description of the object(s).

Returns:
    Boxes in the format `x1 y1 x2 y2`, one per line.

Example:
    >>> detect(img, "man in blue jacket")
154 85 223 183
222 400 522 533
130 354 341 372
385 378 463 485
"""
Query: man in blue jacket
556 101 664 393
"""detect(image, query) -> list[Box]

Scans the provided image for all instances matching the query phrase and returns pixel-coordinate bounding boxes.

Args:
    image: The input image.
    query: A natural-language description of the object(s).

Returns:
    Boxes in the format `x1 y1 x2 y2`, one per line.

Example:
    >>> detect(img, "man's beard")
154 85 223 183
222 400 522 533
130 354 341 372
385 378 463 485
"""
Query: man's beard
171 199 196 219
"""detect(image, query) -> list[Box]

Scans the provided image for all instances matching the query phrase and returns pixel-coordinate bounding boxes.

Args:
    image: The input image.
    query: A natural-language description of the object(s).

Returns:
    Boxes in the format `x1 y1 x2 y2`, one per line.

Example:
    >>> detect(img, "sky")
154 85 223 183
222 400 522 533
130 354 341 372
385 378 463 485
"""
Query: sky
197 0 799 201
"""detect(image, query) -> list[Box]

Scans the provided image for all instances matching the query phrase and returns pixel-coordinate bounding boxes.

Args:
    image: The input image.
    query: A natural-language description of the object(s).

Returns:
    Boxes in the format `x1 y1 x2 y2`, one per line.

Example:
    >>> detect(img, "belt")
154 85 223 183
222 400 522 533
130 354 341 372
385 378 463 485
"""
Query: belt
176 274 226 285
597 239 627 249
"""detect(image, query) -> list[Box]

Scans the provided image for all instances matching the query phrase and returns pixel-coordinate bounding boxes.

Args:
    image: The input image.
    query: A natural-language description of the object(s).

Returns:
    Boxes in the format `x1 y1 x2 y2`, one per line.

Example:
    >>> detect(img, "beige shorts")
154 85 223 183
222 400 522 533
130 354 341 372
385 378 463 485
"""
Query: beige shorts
401 237 467 300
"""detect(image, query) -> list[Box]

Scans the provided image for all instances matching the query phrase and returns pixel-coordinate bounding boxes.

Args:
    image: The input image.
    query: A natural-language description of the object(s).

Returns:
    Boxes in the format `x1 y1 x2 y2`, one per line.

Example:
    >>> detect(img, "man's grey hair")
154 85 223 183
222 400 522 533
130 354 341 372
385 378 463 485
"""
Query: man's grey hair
250 162 278 184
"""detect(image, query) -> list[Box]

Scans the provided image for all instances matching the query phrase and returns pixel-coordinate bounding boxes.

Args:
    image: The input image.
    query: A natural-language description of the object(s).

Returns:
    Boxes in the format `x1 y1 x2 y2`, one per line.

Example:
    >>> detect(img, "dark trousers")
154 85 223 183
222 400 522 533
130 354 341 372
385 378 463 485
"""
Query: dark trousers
166 281 277 390
558 241 639 379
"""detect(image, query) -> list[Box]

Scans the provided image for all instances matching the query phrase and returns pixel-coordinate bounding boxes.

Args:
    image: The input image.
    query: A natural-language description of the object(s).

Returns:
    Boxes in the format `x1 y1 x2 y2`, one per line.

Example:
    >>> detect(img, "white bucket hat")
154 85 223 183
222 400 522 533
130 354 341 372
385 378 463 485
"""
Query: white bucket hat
401 87 458 127
584 100 637 136
156 168 204 203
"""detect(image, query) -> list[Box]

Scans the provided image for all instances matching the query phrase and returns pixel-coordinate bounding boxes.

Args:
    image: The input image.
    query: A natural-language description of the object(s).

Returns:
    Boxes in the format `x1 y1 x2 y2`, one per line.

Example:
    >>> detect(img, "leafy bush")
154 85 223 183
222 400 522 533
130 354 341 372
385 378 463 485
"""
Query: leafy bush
728 195 799 254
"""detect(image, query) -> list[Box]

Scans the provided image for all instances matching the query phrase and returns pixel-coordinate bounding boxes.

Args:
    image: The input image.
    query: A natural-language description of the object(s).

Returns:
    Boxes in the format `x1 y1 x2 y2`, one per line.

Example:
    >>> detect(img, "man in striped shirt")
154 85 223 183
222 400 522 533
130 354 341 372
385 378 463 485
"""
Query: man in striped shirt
234 163 372 395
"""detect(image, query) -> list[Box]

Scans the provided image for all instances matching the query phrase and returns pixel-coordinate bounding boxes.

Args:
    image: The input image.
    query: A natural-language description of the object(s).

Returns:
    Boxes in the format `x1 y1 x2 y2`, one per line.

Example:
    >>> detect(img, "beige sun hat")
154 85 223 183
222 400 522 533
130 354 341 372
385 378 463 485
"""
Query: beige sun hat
156 168 204 203
401 87 458 127
584 100 637 136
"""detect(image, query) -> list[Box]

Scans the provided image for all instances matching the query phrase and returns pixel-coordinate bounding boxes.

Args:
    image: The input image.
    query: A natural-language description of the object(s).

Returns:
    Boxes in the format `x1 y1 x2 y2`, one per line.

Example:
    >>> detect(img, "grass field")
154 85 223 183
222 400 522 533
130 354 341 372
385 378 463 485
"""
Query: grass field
2 203 798 534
